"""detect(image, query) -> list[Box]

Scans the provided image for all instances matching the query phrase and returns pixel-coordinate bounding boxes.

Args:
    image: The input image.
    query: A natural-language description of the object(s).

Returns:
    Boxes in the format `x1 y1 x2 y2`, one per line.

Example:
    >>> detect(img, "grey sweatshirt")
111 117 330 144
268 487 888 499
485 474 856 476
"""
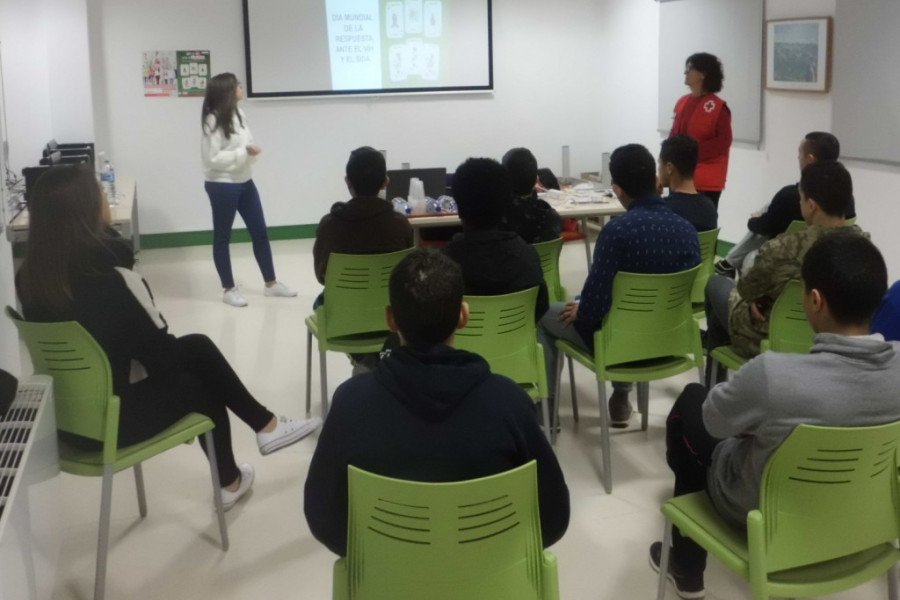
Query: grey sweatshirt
703 333 900 526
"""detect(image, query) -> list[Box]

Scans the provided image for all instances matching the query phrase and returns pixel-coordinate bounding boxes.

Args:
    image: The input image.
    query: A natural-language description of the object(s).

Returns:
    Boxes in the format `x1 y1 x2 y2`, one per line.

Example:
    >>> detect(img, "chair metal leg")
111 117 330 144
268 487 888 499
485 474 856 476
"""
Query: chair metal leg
541 399 552 443
205 431 230 551
319 350 329 417
657 520 674 600
305 329 313 416
637 382 649 431
94 464 115 600
552 351 564 445
888 560 899 600
133 463 147 518
567 356 579 423
597 380 612 493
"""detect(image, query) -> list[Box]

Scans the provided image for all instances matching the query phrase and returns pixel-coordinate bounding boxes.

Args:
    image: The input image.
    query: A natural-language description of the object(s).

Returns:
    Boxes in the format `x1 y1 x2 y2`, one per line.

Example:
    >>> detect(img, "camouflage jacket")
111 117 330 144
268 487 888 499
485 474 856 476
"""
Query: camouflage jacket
728 224 867 358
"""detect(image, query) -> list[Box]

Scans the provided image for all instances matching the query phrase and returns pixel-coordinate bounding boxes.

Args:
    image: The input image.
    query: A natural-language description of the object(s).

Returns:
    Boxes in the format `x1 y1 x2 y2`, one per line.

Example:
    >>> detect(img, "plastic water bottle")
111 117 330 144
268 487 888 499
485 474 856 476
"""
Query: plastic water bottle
437 195 457 213
392 197 411 215
425 197 439 214
100 156 117 206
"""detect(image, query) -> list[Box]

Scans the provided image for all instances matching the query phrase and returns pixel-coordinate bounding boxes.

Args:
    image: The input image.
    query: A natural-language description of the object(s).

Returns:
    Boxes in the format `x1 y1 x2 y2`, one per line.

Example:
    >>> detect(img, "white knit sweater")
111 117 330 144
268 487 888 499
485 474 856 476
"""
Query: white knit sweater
201 108 257 183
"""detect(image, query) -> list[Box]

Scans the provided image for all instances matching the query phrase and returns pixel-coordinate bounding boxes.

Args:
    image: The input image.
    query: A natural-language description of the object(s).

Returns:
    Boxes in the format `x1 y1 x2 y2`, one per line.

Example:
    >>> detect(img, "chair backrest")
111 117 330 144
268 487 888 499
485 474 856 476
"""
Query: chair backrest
344 461 547 599
785 220 807 235
320 249 414 340
5 306 116 446
454 288 544 389
531 238 566 303
761 280 815 354
597 266 702 371
690 228 720 305
753 421 900 573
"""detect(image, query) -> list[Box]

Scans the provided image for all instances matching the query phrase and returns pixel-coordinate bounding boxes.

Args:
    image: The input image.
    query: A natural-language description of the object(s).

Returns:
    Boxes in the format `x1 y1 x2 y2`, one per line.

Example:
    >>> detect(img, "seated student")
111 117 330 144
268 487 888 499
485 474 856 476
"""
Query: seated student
444 157 549 321
313 146 414 296
705 160 865 373
16 166 321 512
499 147 562 243
650 231 900 600
658 135 718 232
538 144 700 427
303 248 570 555
872 280 900 341
715 132 851 277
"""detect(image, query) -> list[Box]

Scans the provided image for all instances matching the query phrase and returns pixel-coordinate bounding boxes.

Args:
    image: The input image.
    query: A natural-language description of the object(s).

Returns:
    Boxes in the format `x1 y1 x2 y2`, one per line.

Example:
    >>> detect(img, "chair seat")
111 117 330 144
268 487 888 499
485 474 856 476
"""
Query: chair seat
59 413 214 476
556 340 698 383
709 345 749 371
305 314 390 353
663 492 900 598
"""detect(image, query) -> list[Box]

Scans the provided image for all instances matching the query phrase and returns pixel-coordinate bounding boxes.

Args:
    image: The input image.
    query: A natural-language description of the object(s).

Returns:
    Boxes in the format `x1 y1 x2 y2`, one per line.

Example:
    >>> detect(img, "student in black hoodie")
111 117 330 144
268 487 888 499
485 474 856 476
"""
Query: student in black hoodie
304 248 570 556
499 147 562 243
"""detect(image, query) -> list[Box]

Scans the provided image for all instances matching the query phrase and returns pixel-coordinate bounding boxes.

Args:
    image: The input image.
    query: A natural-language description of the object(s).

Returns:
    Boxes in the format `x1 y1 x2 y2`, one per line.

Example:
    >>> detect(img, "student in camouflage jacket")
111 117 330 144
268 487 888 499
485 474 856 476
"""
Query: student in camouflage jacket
706 160 864 361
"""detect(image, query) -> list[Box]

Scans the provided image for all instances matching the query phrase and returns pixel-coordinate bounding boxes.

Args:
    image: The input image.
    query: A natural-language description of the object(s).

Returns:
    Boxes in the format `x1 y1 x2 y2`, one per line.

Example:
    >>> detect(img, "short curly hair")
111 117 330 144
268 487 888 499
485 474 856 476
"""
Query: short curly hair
686 52 724 94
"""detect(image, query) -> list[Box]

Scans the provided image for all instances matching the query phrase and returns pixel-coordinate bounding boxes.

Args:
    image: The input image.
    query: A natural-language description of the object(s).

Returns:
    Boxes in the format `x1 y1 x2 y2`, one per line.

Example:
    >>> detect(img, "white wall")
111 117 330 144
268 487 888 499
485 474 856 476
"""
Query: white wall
42 0 94 142
88 0 659 236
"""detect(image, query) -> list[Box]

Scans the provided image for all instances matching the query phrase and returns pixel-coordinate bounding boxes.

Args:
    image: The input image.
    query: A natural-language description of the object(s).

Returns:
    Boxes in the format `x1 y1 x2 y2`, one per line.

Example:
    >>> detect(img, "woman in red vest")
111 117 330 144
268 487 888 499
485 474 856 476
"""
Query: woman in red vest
670 52 732 210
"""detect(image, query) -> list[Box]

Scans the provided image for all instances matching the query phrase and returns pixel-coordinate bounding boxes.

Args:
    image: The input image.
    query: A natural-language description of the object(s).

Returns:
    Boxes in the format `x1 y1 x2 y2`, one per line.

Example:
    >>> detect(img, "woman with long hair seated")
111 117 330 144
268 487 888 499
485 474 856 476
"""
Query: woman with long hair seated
16 165 321 510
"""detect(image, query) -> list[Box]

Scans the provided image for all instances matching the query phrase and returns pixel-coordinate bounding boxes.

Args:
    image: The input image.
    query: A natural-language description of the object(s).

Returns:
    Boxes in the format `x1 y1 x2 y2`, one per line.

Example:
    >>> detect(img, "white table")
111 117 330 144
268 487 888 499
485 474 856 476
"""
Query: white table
9 174 140 252
408 197 626 267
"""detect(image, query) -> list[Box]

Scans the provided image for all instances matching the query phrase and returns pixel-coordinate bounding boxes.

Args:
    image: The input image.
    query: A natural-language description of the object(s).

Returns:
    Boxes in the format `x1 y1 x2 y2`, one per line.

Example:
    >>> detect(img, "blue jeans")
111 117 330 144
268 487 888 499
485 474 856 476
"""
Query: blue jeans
205 180 276 289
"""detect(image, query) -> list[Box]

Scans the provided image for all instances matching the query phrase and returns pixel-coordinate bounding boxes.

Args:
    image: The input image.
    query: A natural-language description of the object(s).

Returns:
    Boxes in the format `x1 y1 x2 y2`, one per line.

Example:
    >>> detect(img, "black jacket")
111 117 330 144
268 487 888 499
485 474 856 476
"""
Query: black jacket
664 192 718 232
303 345 570 556
444 229 550 321
499 191 562 243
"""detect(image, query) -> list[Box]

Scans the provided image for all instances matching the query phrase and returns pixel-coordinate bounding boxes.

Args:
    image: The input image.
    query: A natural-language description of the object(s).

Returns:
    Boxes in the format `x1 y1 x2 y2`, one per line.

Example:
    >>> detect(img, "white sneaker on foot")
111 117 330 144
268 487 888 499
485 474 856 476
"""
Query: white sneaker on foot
220 463 254 511
257 416 322 455
263 281 297 297
223 288 248 307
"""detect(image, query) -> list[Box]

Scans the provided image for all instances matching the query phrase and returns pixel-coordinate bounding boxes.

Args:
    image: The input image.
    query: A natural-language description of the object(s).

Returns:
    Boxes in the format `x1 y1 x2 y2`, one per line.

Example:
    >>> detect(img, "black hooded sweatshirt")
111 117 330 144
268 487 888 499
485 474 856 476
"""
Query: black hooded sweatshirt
304 345 570 556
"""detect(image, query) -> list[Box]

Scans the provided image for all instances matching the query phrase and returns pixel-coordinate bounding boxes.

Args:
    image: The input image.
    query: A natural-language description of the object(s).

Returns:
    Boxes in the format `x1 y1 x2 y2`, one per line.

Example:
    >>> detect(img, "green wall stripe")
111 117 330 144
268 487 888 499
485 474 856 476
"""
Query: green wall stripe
140 224 318 249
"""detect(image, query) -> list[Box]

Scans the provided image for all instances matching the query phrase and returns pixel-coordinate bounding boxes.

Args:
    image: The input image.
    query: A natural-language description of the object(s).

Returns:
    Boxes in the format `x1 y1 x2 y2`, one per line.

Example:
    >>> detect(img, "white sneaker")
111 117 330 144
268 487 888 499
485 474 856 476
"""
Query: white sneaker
223 288 248 307
263 281 298 298
220 463 254 511
257 416 322 455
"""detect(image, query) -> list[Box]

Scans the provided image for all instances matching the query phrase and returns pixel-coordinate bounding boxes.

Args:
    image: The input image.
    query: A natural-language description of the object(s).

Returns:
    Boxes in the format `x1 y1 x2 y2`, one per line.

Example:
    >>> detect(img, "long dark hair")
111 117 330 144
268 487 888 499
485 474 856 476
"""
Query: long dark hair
201 72 243 139
17 166 112 316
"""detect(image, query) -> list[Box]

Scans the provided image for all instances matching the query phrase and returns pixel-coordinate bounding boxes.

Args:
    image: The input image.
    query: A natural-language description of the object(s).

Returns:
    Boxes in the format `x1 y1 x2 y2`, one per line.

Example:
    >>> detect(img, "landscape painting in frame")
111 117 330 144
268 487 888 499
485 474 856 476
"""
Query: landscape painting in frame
766 17 832 92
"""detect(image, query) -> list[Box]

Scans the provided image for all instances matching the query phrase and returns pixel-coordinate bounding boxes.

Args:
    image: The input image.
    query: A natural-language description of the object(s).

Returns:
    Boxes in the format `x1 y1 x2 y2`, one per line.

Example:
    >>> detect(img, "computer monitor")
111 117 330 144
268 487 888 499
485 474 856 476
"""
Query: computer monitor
386 168 448 201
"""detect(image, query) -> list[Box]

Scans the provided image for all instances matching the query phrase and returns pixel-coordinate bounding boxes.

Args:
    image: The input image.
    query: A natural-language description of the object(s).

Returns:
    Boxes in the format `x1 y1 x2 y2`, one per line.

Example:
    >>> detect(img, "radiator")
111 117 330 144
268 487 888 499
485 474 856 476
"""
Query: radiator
0 375 61 599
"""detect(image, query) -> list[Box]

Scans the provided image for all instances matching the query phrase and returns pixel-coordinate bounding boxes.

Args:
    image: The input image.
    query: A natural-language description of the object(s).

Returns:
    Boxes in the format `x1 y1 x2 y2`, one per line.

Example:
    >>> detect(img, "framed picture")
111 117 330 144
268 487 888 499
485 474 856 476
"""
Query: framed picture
765 17 832 92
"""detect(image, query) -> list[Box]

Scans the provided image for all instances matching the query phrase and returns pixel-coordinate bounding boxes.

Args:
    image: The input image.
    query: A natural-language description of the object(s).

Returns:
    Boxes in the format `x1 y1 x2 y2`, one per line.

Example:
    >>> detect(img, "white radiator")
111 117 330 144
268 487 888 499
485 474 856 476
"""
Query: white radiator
0 375 61 600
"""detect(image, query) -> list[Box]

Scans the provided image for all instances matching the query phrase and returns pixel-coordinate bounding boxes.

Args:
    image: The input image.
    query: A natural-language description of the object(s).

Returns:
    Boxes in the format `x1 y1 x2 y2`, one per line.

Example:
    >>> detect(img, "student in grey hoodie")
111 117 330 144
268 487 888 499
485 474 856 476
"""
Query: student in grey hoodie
650 231 900 600
304 248 569 556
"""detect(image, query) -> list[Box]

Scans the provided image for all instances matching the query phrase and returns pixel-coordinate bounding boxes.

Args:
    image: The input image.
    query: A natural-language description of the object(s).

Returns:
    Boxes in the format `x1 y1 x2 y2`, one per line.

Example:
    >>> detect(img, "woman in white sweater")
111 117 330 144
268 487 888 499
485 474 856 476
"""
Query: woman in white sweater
201 72 295 307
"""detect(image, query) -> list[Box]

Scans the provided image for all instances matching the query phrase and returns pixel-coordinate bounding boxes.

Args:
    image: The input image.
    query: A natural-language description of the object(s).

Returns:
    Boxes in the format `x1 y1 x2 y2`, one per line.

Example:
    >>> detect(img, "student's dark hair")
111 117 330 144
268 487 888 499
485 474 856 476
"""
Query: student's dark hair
609 144 658 199
389 248 464 350
804 131 841 161
537 167 560 191
345 146 387 196
452 157 512 230
799 160 853 217
660 135 699 178
17 165 114 316
801 231 887 326
502 147 539 196
201 72 243 139
686 52 724 94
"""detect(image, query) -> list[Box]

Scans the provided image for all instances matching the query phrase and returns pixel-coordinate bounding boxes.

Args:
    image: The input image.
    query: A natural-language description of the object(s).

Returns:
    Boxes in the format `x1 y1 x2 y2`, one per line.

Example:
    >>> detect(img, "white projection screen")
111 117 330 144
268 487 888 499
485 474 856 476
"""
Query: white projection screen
243 0 493 98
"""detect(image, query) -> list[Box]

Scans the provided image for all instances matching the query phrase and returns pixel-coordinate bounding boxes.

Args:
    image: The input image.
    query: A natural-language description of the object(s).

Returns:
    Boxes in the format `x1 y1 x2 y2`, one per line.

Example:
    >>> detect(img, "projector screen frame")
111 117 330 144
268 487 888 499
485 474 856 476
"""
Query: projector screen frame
241 0 494 99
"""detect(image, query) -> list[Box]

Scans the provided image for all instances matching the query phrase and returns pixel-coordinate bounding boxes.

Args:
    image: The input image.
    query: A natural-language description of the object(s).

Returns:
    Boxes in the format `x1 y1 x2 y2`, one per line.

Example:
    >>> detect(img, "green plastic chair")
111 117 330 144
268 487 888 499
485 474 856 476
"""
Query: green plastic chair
305 249 413 417
555 266 703 493
453 288 551 440
333 460 559 600
532 238 568 303
709 280 814 383
692 228 720 319
656 422 900 600
5 306 227 600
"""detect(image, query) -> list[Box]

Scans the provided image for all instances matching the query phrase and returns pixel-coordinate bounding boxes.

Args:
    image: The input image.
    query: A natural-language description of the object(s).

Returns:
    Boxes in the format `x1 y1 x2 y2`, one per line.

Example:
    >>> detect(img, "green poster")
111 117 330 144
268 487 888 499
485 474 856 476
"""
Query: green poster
177 51 211 97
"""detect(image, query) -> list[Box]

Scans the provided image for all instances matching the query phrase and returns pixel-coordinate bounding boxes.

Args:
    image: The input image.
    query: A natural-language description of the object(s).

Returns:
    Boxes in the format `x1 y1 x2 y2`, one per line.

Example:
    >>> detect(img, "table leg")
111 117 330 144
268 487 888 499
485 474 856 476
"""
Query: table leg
580 217 592 268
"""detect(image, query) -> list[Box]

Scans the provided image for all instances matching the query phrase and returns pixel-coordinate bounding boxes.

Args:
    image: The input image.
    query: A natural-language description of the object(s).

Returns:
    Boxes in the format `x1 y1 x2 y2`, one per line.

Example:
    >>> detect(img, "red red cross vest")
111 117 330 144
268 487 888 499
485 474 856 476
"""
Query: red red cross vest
671 93 730 192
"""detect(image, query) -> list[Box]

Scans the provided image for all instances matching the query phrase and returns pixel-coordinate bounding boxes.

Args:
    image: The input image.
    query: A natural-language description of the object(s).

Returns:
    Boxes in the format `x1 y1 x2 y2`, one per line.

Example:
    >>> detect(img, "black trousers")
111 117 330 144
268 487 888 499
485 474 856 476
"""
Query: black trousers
665 383 722 575
119 334 274 486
